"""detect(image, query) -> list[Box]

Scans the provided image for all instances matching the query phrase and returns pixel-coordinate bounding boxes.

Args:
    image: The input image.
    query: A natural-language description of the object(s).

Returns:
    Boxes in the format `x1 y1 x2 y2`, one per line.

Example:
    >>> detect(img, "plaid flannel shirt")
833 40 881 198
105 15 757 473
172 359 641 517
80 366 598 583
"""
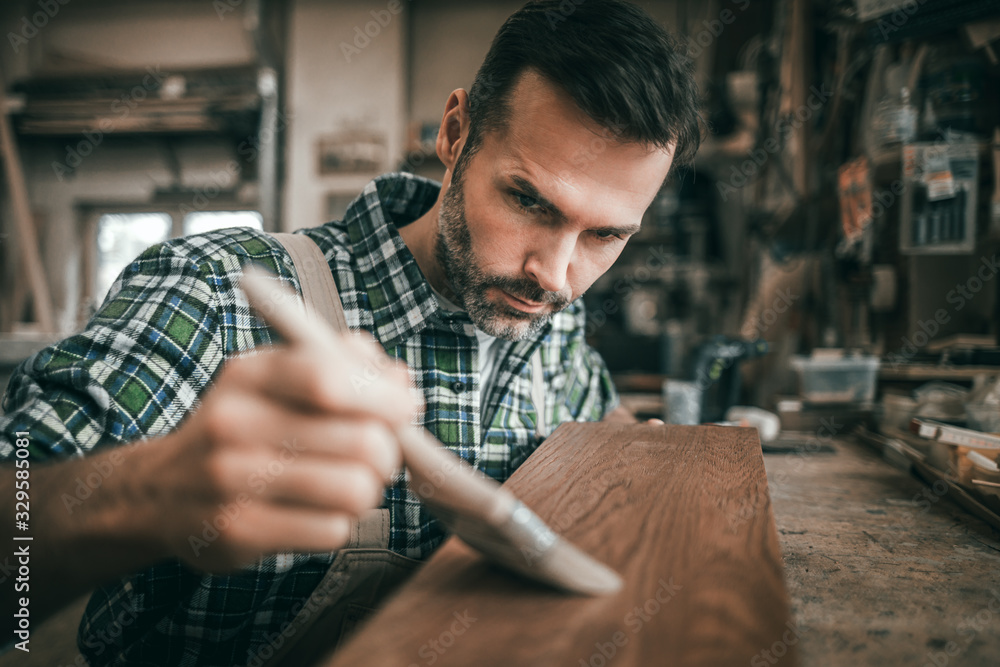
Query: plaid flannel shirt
0 172 619 666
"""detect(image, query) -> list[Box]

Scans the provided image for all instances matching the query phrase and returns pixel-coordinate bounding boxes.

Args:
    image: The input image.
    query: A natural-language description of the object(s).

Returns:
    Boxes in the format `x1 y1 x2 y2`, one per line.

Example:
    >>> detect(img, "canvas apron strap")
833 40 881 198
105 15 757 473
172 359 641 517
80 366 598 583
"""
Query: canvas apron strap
260 233 420 666
257 508 420 667
271 232 349 332
273 231 549 440
531 349 547 439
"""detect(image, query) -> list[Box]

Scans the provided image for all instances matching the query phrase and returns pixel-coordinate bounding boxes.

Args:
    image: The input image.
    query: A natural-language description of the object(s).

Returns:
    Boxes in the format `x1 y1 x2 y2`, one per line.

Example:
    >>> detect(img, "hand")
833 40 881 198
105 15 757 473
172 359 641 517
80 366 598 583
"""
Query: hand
602 407 665 425
141 331 416 573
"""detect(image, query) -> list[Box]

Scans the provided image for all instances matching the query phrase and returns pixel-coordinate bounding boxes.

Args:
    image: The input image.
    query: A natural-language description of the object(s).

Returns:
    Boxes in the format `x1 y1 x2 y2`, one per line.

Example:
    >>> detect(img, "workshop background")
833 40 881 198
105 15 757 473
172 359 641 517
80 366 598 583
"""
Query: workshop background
1 0 1000 665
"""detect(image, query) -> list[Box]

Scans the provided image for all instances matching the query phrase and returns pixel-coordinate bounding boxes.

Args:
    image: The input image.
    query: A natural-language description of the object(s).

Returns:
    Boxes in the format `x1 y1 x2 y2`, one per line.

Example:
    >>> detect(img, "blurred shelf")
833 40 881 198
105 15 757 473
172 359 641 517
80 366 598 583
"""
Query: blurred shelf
618 392 663 420
612 373 668 394
879 364 1000 381
10 66 261 136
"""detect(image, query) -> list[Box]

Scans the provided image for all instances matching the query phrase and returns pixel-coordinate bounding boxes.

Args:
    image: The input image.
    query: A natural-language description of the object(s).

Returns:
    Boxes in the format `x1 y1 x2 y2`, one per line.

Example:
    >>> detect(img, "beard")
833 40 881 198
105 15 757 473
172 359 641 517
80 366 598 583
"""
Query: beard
435 165 571 341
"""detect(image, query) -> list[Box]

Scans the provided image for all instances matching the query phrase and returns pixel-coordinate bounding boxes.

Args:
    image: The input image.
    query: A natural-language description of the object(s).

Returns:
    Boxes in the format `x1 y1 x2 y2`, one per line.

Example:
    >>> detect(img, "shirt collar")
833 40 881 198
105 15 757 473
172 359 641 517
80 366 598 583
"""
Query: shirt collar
341 172 472 347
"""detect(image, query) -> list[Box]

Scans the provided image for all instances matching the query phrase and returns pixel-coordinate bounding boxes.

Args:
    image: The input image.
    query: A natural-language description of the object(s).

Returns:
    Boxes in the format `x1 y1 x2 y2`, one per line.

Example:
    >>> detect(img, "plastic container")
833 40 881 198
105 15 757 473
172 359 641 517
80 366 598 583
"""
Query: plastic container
790 355 880 405
662 379 701 425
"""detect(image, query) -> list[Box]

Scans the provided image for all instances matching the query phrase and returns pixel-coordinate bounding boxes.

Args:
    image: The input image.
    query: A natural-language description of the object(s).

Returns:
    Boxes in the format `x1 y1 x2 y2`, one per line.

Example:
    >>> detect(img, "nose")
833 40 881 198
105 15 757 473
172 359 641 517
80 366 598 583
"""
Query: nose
523 231 576 294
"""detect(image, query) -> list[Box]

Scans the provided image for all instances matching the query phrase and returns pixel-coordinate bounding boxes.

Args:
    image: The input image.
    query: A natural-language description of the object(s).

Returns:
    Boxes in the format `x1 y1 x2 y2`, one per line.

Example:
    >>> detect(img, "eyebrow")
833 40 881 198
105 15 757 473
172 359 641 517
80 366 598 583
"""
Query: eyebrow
510 174 564 218
508 174 641 237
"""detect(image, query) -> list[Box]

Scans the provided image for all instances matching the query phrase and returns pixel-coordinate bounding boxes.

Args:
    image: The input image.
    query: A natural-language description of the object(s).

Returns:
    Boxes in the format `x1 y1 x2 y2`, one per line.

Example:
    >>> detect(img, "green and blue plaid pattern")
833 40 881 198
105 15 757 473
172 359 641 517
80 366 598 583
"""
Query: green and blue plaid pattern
0 172 619 666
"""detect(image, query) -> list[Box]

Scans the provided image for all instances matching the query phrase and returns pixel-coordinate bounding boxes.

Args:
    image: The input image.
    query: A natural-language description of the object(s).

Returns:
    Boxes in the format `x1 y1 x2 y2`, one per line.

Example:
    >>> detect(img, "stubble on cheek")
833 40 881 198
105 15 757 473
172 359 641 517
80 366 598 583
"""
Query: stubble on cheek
436 175 574 340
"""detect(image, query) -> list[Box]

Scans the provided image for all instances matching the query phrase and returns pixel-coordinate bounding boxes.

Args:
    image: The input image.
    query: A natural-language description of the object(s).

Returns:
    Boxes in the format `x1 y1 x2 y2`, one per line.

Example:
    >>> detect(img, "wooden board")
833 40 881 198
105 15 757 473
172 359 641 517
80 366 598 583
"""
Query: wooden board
328 423 797 667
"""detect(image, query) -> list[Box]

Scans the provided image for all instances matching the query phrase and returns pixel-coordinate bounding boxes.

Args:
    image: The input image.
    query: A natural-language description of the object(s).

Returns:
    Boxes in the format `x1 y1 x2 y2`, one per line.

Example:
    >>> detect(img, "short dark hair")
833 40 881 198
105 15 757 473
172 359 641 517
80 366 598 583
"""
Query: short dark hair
461 0 704 172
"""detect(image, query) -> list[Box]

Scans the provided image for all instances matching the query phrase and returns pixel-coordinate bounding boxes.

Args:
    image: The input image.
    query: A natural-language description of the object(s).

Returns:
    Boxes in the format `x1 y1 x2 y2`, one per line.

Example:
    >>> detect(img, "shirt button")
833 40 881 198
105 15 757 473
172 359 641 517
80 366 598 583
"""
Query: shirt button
451 380 467 393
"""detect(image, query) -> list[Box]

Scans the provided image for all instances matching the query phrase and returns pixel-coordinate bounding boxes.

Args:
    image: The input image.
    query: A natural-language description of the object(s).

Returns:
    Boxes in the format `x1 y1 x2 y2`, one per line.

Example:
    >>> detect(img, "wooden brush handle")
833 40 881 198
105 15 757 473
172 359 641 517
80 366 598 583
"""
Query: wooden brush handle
394 426 516 525
241 268 514 525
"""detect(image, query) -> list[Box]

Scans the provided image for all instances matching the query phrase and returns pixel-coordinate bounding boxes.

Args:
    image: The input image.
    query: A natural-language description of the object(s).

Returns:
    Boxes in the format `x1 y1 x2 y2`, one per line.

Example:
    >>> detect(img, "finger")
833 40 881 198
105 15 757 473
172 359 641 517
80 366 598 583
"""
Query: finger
255 416 402 484
258 461 386 515
224 345 417 427
239 268 386 366
199 388 402 482
345 329 382 355
239 269 420 424
241 268 335 349
277 345 415 424
229 506 355 556
241 268 384 362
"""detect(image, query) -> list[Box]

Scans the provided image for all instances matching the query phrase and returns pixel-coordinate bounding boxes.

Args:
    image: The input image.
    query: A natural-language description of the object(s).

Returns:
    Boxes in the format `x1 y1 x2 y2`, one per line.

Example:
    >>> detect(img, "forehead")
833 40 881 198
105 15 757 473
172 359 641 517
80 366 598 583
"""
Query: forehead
479 70 674 222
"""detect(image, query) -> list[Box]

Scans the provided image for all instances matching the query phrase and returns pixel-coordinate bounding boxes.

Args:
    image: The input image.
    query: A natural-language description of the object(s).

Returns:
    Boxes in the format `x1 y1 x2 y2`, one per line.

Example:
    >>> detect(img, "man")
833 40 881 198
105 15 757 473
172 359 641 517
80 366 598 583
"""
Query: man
0 0 701 664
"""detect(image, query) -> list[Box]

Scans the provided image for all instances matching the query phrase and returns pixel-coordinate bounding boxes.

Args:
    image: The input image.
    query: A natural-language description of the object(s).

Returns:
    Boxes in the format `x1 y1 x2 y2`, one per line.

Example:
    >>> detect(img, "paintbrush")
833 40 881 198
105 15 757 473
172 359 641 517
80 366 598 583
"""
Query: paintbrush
239 267 623 595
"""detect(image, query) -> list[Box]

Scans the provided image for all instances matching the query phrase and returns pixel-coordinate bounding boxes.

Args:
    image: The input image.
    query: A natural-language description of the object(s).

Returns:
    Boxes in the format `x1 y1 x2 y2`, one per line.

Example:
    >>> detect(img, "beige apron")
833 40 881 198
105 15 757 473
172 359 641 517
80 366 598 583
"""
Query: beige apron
258 232 548 665
258 507 420 667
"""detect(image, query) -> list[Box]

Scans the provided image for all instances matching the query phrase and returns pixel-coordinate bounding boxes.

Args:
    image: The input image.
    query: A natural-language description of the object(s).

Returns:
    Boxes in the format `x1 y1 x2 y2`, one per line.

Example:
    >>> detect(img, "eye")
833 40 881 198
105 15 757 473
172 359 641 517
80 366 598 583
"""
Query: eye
593 229 627 242
513 191 544 213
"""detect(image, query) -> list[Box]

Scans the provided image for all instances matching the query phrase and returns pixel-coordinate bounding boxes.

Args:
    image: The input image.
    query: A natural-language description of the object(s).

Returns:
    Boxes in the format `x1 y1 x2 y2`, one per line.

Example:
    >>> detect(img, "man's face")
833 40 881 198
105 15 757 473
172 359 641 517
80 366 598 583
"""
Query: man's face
436 71 675 341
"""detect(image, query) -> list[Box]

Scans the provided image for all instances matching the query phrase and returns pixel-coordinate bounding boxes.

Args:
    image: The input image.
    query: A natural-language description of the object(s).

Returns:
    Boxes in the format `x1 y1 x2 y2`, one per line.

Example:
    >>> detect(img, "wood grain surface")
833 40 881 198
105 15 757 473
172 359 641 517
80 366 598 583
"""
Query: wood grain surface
328 423 797 667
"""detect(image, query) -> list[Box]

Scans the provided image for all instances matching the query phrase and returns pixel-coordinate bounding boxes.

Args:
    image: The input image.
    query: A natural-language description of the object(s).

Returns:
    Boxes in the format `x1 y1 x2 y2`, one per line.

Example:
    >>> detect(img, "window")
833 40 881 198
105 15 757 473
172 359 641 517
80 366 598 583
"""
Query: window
183 211 263 236
94 210 263 308
96 213 171 303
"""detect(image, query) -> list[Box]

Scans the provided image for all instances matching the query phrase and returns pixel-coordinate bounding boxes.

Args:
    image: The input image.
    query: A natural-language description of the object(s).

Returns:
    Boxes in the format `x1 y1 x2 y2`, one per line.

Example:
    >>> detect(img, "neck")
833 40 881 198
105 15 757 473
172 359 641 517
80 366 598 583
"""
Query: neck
399 198 450 296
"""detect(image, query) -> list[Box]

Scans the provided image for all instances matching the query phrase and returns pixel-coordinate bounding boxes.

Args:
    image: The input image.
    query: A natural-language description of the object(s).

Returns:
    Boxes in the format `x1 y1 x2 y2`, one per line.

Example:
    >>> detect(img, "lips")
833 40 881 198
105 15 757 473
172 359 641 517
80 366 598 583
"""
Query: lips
498 289 547 314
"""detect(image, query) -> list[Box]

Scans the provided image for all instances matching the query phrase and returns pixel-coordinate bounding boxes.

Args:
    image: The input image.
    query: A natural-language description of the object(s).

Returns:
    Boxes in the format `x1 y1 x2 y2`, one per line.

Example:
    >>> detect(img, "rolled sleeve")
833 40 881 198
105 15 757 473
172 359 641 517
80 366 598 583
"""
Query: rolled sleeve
0 243 224 461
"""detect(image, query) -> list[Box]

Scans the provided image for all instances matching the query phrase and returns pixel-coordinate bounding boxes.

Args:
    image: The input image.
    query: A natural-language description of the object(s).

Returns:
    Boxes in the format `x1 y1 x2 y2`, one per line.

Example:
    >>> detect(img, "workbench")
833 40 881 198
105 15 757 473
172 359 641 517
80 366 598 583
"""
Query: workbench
767 435 1000 666
5 431 1000 666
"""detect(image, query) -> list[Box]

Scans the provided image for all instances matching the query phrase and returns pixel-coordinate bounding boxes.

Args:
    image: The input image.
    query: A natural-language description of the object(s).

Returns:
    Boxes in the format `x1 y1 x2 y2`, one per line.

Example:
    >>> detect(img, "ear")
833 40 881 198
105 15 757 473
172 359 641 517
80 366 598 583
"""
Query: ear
436 89 471 173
